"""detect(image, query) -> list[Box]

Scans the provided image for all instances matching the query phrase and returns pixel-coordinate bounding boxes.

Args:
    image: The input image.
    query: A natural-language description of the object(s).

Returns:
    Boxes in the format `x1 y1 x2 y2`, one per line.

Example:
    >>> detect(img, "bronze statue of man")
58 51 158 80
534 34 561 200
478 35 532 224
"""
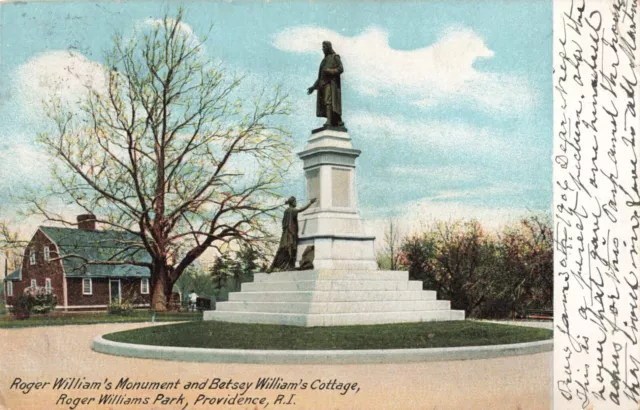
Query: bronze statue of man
268 196 317 272
307 41 344 127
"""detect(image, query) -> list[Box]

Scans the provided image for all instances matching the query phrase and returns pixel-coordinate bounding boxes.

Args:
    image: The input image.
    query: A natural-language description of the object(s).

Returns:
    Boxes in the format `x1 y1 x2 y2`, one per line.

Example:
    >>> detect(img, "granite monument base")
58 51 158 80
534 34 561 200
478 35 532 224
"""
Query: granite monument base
203 269 465 327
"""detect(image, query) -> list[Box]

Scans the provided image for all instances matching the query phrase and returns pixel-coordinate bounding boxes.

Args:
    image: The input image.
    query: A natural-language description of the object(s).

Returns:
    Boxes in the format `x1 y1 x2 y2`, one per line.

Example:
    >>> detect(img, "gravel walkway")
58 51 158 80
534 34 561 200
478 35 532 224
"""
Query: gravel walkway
0 322 552 410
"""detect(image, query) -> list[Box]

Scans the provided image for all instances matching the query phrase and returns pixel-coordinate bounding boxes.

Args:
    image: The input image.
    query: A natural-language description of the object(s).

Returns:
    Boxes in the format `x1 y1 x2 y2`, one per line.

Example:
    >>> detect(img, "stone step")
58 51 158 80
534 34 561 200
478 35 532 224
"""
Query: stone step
253 270 409 282
228 290 437 303
216 300 451 314
204 310 466 326
241 280 424 292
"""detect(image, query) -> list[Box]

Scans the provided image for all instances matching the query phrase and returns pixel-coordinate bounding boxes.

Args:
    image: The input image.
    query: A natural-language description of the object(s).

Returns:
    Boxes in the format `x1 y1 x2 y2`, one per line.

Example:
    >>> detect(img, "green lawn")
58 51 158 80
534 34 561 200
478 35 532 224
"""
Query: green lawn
103 320 552 350
0 310 202 329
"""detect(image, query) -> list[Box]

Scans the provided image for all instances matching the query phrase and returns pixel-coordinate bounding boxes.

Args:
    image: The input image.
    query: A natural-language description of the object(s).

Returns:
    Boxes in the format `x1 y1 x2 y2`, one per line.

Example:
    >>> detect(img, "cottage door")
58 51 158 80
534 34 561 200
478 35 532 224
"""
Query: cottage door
109 280 121 304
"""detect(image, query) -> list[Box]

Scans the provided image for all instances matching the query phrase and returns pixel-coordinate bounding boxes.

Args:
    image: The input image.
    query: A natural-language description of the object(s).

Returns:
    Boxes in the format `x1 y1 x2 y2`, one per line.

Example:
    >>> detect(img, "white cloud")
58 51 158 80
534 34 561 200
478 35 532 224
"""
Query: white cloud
350 111 505 155
15 50 108 120
0 141 51 191
137 18 203 53
427 183 535 201
349 111 550 166
14 18 203 123
364 197 530 249
0 141 53 238
272 25 537 115
141 18 196 37
388 166 479 183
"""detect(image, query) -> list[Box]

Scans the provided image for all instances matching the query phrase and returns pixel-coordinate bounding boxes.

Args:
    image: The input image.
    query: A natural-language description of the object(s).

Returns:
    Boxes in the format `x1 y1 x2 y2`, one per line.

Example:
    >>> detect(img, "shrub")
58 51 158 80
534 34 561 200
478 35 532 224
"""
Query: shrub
108 289 139 316
399 214 553 319
401 219 496 317
13 286 58 317
30 288 58 314
489 214 553 318
10 294 34 319
107 300 134 316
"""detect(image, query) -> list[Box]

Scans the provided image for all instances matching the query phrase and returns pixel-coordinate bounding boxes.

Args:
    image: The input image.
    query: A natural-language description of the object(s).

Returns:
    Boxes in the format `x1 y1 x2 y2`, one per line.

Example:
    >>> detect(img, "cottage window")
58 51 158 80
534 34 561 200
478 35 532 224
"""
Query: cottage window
7 281 13 297
44 246 50 262
45 278 52 292
30 279 37 288
29 250 36 265
140 278 149 294
82 278 92 295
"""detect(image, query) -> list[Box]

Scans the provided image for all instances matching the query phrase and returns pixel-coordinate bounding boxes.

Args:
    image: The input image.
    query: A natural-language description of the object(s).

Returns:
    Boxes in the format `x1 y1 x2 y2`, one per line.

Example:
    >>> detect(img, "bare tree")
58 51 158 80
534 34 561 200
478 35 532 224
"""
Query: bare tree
0 220 27 271
383 218 401 270
28 9 293 310
0 222 22 251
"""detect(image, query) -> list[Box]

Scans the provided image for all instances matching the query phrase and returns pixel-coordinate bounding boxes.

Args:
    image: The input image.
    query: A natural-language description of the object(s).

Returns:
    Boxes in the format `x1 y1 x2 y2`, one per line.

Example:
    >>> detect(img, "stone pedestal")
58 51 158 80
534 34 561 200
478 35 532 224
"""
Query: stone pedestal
296 127 377 270
203 270 466 326
203 126 466 327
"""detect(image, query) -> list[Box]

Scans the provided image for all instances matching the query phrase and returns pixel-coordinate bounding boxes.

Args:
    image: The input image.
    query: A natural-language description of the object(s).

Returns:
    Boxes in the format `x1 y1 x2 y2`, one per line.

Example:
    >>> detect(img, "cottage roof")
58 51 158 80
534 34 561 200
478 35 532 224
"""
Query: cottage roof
39 227 151 278
5 267 21 281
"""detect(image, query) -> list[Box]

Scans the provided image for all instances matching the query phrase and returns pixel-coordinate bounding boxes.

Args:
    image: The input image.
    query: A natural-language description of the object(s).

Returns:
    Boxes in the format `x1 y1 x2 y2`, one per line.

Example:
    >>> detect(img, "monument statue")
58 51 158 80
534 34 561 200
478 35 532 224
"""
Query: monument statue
298 245 315 270
307 41 344 128
268 196 317 272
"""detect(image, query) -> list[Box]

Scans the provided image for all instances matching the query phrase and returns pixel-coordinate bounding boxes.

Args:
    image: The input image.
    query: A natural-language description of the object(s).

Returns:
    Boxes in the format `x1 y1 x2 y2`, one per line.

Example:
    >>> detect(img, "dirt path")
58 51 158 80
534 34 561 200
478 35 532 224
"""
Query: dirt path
0 322 552 410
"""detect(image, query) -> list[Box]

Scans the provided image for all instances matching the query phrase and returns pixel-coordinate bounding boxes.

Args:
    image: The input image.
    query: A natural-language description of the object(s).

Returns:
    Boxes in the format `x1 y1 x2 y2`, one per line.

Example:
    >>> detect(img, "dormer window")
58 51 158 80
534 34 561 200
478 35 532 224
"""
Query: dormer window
29 250 36 265
44 246 50 262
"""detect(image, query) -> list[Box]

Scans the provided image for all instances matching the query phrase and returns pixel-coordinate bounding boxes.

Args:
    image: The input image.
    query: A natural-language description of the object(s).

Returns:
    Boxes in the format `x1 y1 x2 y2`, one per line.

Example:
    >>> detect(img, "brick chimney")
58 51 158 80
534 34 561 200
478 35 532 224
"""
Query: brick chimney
77 214 97 230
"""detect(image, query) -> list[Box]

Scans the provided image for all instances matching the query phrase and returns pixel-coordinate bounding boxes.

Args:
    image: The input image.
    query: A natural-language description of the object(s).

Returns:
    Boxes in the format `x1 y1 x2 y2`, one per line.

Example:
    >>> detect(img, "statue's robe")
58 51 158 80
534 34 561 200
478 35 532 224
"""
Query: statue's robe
269 207 299 271
312 53 343 119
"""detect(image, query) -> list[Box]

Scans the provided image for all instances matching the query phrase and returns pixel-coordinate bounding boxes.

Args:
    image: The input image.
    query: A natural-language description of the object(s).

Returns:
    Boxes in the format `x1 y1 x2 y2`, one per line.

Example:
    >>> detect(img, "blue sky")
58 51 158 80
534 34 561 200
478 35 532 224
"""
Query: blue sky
0 1 552 235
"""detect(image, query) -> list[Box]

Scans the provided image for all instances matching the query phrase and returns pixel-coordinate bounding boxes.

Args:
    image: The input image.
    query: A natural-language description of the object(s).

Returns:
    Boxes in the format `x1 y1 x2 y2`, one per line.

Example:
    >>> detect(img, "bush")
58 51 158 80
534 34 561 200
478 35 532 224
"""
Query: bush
108 299 135 316
10 294 35 319
108 289 139 316
402 219 496 317
31 291 58 314
11 286 58 318
399 214 553 319
489 214 553 317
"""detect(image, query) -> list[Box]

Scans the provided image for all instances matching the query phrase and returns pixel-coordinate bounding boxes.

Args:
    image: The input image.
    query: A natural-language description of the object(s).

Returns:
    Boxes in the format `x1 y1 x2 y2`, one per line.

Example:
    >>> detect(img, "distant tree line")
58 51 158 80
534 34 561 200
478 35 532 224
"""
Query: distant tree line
378 214 553 319
173 245 262 304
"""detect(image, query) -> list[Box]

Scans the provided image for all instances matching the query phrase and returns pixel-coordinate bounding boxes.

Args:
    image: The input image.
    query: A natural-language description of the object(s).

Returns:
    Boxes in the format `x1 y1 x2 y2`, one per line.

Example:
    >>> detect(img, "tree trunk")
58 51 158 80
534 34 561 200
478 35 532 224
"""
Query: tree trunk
151 266 169 311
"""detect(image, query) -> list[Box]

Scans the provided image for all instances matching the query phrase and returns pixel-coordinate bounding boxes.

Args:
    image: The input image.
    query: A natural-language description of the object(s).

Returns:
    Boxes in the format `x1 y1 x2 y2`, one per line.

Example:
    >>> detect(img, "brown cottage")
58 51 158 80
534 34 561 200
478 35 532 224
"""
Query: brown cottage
4 215 151 310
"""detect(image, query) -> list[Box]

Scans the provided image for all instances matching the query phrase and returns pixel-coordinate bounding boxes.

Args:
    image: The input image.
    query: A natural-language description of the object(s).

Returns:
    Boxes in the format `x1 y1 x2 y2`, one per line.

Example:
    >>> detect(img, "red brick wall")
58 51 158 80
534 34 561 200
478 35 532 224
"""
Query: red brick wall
67 277 110 306
67 277 151 306
6 230 64 306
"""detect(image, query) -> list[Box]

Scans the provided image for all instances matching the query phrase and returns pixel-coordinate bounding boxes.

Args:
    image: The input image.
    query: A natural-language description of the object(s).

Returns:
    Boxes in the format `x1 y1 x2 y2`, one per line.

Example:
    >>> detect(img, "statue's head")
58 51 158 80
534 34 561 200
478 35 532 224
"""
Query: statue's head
286 196 297 207
322 41 334 55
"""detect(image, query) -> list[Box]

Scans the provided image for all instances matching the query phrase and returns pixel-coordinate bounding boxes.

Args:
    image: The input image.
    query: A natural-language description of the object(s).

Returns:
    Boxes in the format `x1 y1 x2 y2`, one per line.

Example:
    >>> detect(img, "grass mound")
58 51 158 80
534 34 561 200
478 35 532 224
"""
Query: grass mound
103 320 552 350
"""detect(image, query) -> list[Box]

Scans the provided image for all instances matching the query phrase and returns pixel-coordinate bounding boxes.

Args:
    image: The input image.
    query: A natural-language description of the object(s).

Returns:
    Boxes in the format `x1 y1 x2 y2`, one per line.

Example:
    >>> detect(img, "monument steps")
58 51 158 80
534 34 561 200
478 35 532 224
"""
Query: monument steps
216 300 451 314
205 269 465 326
204 310 465 327
228 290 437 303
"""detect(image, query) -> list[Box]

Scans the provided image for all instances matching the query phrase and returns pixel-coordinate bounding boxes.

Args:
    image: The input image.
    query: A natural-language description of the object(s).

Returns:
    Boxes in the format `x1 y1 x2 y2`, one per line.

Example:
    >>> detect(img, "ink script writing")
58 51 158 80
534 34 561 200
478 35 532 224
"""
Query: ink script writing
554 0 638 408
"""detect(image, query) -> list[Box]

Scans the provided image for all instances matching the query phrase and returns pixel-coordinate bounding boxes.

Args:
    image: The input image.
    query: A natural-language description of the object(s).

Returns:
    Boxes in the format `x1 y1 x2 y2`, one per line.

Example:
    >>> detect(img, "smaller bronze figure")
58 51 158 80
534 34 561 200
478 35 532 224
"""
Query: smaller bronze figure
298 246 315 270
308 41 344 127
268 197 317 272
